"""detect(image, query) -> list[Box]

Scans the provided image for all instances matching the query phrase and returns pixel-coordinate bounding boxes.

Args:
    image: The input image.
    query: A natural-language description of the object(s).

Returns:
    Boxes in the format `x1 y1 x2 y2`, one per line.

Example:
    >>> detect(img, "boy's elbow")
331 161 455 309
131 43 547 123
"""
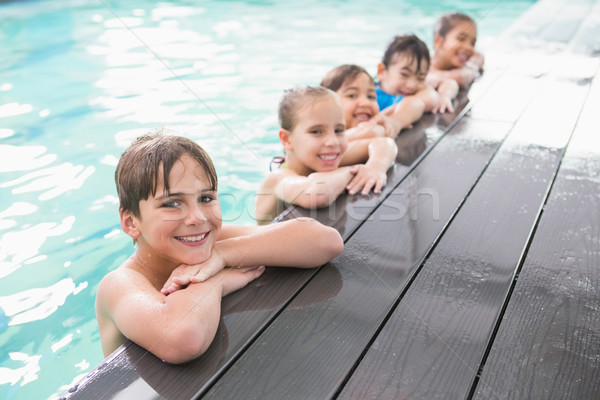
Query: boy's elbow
294 218 344 265
155 328 212 364
327 228 344 258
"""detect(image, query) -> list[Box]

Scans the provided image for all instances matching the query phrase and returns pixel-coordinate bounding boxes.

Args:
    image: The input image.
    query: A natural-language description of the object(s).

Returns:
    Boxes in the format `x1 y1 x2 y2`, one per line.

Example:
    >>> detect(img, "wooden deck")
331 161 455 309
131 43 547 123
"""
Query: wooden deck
63 0 600 398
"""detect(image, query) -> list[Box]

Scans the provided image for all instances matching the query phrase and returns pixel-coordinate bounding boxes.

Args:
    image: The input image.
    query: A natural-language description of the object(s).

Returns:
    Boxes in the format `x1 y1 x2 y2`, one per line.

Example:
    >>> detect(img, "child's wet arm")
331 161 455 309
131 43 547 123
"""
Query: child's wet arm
215 218 343 268
366 137 398 172
274 168 354 209
105 274 224 364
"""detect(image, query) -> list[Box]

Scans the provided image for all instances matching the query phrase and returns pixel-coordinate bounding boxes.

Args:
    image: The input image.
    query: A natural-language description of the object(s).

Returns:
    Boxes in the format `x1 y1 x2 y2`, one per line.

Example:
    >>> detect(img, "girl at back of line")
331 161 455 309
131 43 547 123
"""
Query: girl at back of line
254 86 397 225
429 12 485 88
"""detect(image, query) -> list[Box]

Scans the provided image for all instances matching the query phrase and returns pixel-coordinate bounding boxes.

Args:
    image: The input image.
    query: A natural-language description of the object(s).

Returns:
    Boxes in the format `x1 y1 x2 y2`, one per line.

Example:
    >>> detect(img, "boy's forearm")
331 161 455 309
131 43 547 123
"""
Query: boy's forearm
216 218 343 268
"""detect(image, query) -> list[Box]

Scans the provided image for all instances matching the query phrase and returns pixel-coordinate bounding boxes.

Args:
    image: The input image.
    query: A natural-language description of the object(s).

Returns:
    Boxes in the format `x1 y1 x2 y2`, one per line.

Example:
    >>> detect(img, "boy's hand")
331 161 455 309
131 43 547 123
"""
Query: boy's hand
346 164 386 196
433 95 454 114
161 250 226 295
220 265 266 296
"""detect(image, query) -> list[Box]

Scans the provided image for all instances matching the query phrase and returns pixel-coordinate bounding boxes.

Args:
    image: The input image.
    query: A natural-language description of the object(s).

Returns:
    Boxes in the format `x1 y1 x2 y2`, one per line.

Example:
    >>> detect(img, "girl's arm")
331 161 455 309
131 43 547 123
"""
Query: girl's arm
273 166 356 209
432 78 459 113
342 137 398 195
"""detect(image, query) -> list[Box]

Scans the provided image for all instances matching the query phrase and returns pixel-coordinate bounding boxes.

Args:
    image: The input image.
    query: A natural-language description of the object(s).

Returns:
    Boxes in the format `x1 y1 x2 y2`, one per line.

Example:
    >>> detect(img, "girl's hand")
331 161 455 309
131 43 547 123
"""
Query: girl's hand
161 250 226 295
346 164 387 196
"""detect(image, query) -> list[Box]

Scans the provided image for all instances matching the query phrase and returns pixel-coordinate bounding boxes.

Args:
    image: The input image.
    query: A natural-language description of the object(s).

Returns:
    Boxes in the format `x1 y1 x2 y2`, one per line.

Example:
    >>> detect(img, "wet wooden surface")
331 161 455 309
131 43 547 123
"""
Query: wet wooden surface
64 0 600 398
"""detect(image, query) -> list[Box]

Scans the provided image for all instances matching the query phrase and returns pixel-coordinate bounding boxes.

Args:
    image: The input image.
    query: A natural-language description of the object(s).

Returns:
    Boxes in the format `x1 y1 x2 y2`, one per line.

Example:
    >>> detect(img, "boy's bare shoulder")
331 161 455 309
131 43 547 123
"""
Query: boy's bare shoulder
96 262 152 310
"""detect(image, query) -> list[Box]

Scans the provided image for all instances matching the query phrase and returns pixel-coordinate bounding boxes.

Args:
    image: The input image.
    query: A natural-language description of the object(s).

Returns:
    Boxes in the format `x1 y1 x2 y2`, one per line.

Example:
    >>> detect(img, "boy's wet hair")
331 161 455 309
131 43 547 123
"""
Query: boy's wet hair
320 64 375 93
434 12 476 38
278 85 339 131
115 132 217 218
381 34 430 73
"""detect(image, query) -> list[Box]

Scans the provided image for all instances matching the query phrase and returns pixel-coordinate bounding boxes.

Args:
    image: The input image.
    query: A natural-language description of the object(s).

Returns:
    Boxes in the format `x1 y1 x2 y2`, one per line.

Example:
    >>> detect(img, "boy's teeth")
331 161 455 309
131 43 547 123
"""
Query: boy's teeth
319 154 336 160
177 233 207 242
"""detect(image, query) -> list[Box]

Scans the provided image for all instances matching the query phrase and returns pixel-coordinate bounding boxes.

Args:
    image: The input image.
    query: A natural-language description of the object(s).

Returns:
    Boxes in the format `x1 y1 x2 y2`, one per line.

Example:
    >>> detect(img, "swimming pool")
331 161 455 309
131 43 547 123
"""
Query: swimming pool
0 0 536 398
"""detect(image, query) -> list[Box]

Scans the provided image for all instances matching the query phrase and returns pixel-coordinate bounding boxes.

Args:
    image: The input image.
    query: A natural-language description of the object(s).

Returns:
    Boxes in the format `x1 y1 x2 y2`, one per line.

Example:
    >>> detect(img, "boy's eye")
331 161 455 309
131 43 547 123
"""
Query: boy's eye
199 194 215 203
309 129 322 135
162 200 181 208
346 93 357 99
368 94 377 100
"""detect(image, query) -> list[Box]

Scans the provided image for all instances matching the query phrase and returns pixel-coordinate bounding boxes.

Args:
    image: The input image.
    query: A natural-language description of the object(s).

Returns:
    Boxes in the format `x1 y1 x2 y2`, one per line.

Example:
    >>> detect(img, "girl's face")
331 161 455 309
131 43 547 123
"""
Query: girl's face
131 154 222 268
377 53 428 97
284 96 347 173
336 72 380 129
434 21 477 69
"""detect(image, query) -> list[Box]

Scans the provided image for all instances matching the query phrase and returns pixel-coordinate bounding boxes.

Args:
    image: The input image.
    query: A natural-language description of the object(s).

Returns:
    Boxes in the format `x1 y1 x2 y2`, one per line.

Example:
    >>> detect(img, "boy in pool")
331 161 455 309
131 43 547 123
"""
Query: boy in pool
376 34 459 116
254 86 397 225
429 12 485 88
96 133 344 364
321 64 422 140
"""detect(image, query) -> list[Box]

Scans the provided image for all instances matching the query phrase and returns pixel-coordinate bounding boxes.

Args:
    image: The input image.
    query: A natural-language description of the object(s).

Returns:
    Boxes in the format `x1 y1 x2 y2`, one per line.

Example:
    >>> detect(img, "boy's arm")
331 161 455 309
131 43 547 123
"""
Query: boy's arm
342 137 398 195
216 217 343 268
413 85 440 113
97 266 264 364
381 96 425 135
161 218 344 293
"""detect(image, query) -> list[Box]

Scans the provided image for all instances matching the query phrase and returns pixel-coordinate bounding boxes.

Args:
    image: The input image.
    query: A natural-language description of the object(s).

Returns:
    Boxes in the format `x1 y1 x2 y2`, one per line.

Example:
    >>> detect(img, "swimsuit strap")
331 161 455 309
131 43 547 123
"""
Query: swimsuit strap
270 156 287 171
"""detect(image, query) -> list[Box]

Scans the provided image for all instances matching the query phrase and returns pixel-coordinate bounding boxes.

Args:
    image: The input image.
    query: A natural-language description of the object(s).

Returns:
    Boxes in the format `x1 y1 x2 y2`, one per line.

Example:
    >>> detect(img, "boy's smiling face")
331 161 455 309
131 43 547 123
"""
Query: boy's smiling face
131 154 222 267
283 96 347 174
377 53 428 97
435 20 477 69
337 72 380 129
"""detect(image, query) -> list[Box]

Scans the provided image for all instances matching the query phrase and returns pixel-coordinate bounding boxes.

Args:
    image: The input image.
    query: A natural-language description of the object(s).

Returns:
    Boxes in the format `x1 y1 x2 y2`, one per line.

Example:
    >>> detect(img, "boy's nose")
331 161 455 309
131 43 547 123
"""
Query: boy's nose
185 204 208 224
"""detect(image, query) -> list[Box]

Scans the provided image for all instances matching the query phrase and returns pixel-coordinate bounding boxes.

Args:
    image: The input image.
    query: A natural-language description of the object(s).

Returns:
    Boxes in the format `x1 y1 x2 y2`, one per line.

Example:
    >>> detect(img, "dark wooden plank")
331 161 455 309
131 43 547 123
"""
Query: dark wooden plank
201 116 512 399
336 55 596 400
64 93 477 400
473 68 600 400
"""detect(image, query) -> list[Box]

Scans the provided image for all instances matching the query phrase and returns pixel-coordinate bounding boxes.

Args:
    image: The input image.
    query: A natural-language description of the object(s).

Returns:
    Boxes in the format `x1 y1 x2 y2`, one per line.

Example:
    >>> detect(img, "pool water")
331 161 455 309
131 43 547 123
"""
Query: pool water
0 0 535 398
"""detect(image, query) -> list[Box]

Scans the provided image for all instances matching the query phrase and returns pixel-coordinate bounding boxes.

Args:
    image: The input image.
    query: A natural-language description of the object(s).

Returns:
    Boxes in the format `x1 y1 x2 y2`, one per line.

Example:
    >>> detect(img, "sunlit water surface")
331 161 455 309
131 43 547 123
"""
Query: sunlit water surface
0 0 535 398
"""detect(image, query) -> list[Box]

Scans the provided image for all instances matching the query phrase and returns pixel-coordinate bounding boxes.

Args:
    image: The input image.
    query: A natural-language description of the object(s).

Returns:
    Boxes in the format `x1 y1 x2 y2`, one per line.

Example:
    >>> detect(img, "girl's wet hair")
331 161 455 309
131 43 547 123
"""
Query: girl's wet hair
115 131 217 218
434 12 476 38
278 85 339 131
381 34 430 72
320 64 374 93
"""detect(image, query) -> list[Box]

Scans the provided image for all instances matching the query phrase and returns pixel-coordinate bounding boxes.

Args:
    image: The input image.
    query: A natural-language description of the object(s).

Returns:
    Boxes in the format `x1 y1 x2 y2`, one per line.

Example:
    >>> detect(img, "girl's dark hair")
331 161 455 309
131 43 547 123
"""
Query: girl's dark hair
320 64 374 92
434 12 476 38
381 34 430 72
115 132 217 218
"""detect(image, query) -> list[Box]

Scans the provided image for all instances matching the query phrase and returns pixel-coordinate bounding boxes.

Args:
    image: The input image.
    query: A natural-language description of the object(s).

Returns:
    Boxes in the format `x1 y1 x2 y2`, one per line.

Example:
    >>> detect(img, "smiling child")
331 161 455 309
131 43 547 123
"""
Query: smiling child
96 133 343 363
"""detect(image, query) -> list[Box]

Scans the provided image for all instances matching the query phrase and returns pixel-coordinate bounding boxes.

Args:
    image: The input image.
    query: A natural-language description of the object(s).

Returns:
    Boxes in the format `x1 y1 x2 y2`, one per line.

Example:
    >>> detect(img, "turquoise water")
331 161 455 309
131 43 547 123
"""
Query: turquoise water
0 0 535 398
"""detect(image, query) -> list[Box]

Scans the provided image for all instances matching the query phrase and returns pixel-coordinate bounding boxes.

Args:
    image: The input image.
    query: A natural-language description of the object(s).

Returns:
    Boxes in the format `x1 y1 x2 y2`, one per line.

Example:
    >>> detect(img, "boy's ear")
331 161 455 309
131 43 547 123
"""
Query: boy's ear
279 129 293 151
376 62 386 81
120 209 141 240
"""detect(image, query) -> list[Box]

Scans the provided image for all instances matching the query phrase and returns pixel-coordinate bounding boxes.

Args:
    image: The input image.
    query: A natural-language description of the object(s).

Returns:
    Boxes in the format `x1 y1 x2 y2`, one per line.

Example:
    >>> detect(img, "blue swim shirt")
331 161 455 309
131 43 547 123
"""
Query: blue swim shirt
376 85 404 111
